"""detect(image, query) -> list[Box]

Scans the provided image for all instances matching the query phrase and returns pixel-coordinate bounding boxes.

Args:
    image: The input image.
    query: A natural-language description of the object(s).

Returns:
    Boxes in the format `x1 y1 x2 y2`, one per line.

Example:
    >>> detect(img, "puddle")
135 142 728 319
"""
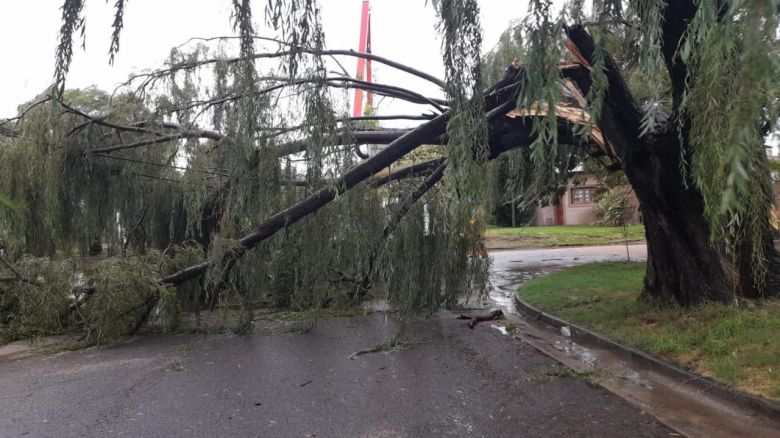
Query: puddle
552 339 598 368
618 370 653 390
485 267 551 315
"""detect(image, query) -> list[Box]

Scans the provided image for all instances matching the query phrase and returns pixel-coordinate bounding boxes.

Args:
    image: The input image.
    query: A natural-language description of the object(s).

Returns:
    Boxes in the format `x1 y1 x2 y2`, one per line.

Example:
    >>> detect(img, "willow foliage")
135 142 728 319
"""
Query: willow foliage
677 1 779 282
7 0 775 342
0 0 502 337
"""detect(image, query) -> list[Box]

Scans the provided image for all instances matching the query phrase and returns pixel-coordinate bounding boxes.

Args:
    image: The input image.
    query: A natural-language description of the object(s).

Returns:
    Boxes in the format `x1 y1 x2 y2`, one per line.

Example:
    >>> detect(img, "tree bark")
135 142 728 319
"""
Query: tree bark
624 136 733 304
628 136 780 304
565 23 780 305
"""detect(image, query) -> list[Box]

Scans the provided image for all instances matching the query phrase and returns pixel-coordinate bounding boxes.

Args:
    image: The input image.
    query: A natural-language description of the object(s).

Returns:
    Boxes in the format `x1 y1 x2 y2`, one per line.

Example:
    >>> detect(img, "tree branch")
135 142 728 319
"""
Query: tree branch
382 161 447 240
165 87 520 289
368 157 446 187
128 39 446 90
347 160 449 296
161 112 452 287
0 96 53 129
274 129 414 157
563 25 643 157
346 114 436 122
658 1 698 111
324 77 448 111
87 131 223 154
0 254 40 286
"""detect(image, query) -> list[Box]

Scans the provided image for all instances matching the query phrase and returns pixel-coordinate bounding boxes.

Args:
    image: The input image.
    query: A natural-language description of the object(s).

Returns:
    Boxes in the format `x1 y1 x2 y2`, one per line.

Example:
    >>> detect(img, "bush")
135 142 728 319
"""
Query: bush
594 190 632 226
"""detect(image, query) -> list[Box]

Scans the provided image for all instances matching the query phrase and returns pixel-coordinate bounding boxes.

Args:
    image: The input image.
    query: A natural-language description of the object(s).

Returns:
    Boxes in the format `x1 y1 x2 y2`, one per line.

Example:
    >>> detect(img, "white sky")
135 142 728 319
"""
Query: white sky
0 0 531 120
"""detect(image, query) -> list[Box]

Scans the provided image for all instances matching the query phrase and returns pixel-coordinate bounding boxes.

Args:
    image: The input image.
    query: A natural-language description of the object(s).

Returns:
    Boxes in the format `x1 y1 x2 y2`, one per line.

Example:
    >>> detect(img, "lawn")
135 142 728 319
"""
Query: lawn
518 262 780 401
484 225 645 249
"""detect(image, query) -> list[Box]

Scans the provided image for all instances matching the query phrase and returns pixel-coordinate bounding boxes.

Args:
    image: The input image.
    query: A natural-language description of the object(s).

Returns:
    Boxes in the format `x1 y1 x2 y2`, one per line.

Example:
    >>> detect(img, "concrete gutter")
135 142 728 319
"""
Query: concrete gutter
513 294 780 420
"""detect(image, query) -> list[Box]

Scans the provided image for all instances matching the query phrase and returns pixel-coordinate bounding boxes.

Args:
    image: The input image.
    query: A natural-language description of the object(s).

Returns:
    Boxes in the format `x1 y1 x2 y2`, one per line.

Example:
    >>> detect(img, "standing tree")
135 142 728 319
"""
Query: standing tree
486 1 780 304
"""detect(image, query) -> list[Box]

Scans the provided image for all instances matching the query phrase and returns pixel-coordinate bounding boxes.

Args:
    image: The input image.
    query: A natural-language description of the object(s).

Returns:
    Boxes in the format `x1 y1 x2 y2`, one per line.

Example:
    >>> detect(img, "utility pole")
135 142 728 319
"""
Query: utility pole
353 0 373 118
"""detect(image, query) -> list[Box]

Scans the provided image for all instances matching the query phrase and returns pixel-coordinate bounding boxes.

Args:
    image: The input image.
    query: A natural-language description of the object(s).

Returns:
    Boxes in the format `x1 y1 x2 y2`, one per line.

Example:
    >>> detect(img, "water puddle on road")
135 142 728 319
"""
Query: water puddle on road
487 267 551 314
552 339 598 368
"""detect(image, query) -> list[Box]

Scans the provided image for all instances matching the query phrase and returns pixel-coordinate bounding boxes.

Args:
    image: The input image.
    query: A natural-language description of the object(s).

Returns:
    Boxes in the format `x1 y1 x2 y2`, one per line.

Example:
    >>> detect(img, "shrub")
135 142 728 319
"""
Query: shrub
594 189 632 227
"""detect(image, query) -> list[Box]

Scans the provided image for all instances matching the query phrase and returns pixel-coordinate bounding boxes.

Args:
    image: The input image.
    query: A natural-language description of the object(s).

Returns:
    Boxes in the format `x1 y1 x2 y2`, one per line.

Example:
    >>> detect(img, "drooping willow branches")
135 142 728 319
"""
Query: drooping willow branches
4 0 777 344
2 0 535 341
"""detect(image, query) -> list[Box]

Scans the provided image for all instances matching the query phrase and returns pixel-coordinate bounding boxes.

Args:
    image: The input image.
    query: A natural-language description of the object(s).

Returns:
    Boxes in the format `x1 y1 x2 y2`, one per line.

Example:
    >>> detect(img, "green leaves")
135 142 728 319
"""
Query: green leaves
676 0 779 289
54 0 85 96
108 0 126 66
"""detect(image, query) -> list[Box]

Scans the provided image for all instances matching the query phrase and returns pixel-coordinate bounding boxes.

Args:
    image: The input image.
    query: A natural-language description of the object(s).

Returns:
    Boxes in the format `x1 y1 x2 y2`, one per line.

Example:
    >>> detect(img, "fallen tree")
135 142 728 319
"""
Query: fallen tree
2 0 778 342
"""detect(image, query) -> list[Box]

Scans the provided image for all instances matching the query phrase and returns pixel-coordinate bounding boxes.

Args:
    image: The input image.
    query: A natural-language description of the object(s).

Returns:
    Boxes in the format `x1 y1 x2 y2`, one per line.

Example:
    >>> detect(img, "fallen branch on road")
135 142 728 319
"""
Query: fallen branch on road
462 309 504 329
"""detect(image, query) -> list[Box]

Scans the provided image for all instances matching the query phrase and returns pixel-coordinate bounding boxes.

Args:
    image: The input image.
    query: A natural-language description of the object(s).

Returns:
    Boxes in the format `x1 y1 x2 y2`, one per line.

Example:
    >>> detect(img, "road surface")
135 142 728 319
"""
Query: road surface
0 245 676 437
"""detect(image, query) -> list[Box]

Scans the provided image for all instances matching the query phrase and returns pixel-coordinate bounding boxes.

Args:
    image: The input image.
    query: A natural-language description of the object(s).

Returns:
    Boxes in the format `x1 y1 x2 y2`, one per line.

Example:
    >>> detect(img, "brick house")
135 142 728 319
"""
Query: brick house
532 176 641 226
530 143 780 227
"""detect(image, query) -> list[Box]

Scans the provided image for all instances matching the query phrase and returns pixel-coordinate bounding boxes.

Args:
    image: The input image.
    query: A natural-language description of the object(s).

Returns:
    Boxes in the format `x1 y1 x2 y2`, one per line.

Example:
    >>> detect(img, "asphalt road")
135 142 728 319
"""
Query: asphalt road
0 307 674 437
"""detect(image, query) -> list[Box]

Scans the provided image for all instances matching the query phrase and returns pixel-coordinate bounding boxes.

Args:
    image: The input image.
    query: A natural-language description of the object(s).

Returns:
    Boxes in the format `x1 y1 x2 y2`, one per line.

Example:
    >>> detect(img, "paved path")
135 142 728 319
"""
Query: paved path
0 310 672 437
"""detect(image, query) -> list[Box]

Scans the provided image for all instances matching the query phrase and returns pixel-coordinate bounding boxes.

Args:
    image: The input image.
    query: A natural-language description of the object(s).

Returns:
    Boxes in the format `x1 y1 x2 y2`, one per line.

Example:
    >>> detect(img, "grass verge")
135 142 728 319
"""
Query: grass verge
484 225 645 249
518 262 780 401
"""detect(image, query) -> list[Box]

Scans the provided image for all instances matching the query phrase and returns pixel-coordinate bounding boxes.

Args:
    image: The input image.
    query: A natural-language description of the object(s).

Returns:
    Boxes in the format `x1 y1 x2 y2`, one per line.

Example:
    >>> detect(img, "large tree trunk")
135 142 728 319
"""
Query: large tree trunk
564 23 780 306
625 135 780 305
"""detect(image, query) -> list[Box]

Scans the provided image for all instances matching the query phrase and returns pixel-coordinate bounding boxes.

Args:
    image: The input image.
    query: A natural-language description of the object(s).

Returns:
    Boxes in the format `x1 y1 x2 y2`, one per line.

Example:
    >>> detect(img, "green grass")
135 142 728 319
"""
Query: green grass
484 225 645 248
519 262 780 401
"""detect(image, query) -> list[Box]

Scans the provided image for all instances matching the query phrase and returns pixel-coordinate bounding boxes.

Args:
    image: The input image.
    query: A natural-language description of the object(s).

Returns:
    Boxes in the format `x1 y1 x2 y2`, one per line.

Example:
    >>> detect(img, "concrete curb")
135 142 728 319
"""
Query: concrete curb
513 294 780 419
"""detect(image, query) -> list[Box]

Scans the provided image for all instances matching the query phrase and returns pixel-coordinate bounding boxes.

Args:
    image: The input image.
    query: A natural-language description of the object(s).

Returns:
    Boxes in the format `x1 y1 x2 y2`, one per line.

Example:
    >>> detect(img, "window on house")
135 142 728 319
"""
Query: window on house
571 187 594 204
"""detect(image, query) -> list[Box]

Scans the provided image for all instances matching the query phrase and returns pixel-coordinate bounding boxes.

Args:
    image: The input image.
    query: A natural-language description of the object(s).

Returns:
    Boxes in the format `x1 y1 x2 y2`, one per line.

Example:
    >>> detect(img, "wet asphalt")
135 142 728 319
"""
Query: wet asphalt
0 244 676 437
0 317 672 437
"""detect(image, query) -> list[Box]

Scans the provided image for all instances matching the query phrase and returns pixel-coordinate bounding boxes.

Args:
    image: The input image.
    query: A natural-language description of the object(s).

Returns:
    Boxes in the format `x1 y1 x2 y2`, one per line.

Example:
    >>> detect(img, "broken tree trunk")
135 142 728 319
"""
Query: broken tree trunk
90 74 593 331
564 23 780 305
162 86 519 289
161 113 451 287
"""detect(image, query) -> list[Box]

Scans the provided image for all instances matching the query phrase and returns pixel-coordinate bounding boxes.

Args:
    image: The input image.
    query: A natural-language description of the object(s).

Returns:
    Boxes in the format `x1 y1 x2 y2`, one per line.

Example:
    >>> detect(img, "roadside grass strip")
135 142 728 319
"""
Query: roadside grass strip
519 262 780 401
485 225 645 248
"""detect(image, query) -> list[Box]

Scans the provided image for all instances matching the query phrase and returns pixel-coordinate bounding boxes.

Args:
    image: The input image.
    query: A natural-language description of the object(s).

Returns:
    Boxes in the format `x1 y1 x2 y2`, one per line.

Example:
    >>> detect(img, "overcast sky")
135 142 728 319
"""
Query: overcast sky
0 0 532 120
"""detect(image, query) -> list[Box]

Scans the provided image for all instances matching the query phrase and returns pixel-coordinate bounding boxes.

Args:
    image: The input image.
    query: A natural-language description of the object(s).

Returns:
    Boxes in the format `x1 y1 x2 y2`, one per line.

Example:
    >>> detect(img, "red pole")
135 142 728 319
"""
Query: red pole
365 7 373 110
353 0 371 117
